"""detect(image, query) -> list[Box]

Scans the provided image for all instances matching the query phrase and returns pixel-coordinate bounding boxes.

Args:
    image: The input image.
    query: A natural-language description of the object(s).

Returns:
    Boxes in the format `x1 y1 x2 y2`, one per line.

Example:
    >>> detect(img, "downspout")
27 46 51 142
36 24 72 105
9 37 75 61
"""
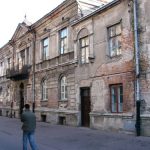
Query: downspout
9 41 15 118
133 0 141 136
32 30 36 113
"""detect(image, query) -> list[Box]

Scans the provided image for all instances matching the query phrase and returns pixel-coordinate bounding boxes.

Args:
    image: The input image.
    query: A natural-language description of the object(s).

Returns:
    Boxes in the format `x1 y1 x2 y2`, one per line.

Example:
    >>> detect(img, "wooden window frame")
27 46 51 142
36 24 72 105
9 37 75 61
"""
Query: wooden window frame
110 84 123 113
59 27 68 54
108 23 122 57
42 79 48 101
79 36 89 64
41 37 49 60
20 49 25 66
60 76 67 100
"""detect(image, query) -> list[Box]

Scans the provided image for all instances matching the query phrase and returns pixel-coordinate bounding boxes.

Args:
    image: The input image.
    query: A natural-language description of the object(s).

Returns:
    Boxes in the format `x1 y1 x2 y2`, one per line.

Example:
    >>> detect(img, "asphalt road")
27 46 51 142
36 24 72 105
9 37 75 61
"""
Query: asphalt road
0 116 150 150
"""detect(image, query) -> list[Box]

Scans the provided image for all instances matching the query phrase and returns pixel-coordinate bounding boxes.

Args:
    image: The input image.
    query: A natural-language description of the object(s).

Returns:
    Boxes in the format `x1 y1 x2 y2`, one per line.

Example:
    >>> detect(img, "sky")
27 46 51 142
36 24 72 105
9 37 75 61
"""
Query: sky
0 0 64 48
0 0 113 48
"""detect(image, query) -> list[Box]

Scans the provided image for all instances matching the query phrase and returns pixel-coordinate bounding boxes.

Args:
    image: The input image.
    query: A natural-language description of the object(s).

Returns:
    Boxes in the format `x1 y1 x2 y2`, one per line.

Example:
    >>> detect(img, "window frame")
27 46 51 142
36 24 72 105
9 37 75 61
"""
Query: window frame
59 27 68 55
60 76 67 100
0 61 4 76
0 87 2 96
107 22 122 57
20 49 25 66
41 37 49 60
7 58 11 69
110 84 123 113
26 47 30 65
79 36 89 64
7 86 10 102
41 79 48 101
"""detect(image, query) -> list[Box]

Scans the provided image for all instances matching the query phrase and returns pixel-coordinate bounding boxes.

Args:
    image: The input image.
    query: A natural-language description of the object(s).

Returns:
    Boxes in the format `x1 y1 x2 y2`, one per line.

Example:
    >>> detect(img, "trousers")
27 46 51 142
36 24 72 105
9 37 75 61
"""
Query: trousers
23 131 38 150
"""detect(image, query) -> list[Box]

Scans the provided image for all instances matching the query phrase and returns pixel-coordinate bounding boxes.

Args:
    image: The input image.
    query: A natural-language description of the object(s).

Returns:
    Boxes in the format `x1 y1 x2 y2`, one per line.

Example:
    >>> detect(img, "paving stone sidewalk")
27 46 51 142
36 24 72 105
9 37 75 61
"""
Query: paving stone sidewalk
0 116 150 150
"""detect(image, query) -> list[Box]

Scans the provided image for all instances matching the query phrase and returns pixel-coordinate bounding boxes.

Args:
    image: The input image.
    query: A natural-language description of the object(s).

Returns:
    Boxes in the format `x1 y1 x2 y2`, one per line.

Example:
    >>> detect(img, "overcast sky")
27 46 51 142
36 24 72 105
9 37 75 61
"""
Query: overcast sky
0 0 113 48
0 0 64 47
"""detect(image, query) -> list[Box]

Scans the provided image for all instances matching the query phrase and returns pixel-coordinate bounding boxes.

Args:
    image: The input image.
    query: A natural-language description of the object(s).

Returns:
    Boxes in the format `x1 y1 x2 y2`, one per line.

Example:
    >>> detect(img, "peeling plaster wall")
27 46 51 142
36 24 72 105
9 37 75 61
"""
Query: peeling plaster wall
138 0 150 136
138 0 150 113
74 0 135 133
2 0 150 136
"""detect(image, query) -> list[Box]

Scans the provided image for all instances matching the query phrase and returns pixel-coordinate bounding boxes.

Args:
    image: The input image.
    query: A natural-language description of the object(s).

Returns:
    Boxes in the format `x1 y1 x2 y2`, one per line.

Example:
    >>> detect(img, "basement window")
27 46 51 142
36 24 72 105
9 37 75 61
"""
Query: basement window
59 116 66 125
41 114 47 122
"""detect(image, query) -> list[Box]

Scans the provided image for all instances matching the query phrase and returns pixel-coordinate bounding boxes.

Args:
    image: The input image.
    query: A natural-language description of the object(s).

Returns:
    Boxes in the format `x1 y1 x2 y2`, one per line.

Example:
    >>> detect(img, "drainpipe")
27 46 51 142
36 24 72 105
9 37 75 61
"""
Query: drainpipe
133 0 141 136
32 30 36 113
9 40 15 118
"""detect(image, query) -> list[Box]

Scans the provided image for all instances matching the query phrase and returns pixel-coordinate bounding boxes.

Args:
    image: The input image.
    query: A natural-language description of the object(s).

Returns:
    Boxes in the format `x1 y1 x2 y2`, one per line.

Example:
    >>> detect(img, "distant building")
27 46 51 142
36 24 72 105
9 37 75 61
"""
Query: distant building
0 0 150 136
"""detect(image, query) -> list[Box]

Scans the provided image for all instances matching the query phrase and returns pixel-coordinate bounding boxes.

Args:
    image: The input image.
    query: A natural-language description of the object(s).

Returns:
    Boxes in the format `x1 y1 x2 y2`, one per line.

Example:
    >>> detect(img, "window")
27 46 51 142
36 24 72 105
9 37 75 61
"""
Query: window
108 23 121 57
20 49 25 66
80 36 89 64
59 28 68 54
27 87 31 102
7 58 11 69
0 62 4 76
110 84 123 113
41 38 49 60
7 86 10 101
60 76 67 100
0 87 2 96
42 79 48 101
17 53 20 66
26 47 30 65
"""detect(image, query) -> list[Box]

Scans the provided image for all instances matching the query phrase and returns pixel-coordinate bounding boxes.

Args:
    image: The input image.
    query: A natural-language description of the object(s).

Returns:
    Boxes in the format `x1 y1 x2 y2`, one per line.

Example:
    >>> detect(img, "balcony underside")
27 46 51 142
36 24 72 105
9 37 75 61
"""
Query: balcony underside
7 73 29 81
6 65 31 81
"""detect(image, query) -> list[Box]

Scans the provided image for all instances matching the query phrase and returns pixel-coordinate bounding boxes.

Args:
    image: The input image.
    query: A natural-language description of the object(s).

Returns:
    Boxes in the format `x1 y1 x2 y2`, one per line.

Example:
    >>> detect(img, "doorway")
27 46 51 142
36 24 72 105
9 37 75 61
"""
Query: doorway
80 88 91 127
19 83 24 115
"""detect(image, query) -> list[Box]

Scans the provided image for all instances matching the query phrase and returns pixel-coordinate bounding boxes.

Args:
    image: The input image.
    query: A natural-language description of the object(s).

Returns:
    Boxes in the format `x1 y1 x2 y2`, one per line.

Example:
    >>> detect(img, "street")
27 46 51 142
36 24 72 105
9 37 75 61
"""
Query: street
0 116 150 150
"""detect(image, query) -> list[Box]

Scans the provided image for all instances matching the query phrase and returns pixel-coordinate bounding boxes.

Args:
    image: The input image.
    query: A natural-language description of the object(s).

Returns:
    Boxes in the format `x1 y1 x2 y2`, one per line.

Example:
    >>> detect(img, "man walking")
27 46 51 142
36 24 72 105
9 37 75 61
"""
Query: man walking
21 104 38 150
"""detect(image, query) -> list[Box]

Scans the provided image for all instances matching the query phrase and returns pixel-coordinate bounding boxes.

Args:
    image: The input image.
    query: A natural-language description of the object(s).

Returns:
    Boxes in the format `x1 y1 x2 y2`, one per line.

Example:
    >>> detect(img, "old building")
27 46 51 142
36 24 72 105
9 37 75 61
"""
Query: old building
0 0 150 136
137 0 150 136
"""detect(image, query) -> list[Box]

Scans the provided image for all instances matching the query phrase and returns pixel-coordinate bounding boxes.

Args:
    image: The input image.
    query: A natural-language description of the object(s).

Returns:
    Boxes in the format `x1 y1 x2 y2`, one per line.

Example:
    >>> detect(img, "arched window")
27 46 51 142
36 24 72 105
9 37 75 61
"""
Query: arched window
60 76 67 100
78 28 89 64
79 36 89 64
42 79 48 101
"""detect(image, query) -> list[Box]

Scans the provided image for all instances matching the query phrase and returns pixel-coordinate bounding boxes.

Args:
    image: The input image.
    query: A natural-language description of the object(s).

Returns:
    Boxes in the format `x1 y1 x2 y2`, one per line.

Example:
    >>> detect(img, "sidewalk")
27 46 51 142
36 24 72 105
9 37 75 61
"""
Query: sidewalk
0 116 150 150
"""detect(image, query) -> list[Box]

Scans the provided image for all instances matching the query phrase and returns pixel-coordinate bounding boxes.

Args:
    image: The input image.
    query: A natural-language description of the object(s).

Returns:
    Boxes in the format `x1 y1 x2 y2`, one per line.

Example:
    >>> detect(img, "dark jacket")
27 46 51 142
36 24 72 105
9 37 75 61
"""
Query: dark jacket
21 110 36 132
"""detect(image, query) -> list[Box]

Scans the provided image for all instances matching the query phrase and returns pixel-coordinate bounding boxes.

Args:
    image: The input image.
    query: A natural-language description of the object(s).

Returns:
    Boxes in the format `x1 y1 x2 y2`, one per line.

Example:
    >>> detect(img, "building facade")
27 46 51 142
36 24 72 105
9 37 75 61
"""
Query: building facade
137 0 150 136
0 0 150 136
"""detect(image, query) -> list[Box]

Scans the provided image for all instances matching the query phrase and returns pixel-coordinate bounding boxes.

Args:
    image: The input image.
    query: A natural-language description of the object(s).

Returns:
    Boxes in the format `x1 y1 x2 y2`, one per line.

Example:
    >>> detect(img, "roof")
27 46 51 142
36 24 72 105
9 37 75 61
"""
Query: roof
72 0 120 26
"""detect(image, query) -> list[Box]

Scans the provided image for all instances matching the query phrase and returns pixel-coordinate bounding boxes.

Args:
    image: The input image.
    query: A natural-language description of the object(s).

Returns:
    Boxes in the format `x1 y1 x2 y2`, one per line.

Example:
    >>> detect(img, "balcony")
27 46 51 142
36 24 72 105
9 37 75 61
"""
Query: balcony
6 64 31 81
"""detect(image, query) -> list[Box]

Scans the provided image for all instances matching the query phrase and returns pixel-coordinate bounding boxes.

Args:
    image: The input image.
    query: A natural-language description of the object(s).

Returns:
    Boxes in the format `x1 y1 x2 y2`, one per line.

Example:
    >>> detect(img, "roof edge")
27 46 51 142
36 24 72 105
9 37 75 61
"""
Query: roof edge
71 0 121 26
31 0 68 29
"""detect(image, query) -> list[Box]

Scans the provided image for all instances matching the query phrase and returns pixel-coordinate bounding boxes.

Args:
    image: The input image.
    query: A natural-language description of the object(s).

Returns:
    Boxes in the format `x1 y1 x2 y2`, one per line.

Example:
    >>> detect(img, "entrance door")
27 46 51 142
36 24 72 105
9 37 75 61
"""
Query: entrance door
80 88 91 127
19 83 24 115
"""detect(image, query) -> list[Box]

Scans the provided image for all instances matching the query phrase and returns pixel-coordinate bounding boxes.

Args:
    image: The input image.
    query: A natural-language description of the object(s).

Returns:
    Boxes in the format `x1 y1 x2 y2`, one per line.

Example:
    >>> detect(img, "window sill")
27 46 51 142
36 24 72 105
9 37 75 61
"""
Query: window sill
88 56 95 63
58 99 68 102
90 112 134 119
106 54 122 63
80 62 90 65
107 54 122 59
41 100 48 102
